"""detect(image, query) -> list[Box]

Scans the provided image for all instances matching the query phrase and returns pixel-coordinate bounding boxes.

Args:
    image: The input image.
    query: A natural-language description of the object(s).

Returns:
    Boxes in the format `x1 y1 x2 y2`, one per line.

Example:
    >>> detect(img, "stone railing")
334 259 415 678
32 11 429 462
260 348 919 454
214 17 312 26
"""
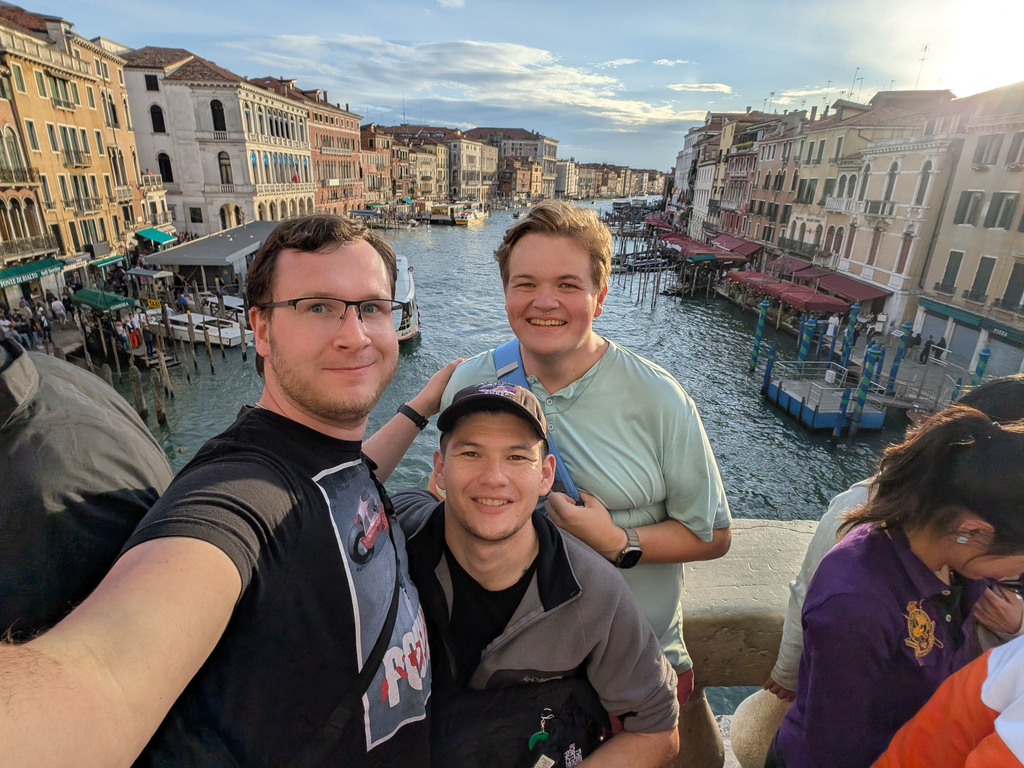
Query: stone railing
679 519 816 768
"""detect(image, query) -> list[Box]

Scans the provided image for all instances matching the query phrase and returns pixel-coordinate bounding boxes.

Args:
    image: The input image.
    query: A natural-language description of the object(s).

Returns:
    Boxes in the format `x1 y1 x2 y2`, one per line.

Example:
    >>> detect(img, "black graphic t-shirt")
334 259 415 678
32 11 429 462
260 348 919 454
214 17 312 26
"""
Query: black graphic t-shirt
122 407 431 767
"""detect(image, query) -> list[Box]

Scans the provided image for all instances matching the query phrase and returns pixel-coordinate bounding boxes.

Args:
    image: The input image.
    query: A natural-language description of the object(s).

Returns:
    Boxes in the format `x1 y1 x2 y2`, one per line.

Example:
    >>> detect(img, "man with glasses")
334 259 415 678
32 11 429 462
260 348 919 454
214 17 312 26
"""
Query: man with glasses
0 215 454 767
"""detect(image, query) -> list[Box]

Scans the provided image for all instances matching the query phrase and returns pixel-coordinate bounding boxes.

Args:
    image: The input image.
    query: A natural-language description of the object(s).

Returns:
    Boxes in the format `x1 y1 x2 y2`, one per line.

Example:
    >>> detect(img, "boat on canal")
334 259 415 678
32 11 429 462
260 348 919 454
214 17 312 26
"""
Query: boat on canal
150 311 245 348
395 256 420 342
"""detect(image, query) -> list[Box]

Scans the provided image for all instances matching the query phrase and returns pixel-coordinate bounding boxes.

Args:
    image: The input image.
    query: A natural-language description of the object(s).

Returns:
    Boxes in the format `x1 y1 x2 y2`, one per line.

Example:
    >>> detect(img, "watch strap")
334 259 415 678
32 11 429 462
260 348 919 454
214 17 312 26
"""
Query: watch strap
398 403 429 430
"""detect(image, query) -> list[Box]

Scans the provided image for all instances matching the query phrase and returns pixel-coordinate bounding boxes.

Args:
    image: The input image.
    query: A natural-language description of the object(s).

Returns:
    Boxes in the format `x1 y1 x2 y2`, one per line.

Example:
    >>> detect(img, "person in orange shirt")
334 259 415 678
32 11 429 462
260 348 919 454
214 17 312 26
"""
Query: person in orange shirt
873 633 1024 768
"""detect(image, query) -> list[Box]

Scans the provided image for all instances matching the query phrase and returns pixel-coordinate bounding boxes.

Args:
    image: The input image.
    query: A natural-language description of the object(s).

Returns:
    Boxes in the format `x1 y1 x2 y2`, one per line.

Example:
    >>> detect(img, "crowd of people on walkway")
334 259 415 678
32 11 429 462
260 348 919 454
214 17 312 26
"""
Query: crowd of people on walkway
0 288 80 350
1 203 1023 768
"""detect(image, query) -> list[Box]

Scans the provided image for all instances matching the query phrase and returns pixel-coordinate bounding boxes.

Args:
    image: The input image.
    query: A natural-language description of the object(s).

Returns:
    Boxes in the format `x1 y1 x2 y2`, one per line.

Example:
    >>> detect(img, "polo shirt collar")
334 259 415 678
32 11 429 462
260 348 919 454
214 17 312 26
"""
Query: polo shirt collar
883 523 958 599
526 338 612 401
0 339 38 429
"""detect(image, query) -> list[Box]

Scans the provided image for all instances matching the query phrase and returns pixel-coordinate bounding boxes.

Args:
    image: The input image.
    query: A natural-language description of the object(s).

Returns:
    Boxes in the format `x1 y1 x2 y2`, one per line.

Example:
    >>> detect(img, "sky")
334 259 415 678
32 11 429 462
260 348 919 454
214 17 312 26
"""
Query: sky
43 0 1024 170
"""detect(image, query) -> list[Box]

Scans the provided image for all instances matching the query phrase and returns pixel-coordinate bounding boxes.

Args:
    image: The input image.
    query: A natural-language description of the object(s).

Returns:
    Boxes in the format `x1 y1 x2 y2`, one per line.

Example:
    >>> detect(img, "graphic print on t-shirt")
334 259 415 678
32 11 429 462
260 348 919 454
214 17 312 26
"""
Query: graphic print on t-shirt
314 460 431 751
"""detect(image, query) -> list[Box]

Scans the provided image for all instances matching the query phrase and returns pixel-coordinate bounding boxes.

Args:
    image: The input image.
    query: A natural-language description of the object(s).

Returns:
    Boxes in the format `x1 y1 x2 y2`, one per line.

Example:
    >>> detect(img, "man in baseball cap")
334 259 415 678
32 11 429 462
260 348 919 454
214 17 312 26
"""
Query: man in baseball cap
391 382 679 767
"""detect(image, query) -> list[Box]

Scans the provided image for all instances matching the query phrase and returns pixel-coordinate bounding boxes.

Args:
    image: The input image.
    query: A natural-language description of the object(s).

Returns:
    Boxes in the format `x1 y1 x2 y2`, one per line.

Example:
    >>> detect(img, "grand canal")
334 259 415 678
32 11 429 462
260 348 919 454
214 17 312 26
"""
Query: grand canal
136 203 894 520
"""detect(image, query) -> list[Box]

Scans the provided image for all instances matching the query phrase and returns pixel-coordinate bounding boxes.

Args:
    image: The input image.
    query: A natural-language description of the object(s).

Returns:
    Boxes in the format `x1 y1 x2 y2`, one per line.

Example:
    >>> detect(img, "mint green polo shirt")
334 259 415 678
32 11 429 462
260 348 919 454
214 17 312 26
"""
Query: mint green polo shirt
440 339 731 672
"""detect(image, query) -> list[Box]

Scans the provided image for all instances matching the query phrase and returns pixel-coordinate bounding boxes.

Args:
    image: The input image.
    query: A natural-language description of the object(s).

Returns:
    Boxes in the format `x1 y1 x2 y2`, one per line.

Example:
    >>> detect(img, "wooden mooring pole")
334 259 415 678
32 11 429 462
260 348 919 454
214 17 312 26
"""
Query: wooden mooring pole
150 368 167 424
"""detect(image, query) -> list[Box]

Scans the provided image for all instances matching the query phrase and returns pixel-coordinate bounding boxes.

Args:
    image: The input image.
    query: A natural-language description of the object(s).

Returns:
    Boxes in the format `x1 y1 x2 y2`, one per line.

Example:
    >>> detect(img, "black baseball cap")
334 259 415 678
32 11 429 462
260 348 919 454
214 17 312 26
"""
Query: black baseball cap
437 382 548 445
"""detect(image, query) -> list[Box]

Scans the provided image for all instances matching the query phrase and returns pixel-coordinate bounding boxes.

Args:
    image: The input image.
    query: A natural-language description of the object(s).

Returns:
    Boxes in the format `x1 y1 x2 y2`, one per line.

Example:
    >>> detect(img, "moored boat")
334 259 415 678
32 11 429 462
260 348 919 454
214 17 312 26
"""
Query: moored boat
395 256 421 342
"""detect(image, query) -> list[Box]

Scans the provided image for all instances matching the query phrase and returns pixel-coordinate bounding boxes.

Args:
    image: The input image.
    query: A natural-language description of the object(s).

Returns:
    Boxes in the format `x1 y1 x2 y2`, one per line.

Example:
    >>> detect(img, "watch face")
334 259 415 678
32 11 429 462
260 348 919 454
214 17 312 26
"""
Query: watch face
618 548 642 569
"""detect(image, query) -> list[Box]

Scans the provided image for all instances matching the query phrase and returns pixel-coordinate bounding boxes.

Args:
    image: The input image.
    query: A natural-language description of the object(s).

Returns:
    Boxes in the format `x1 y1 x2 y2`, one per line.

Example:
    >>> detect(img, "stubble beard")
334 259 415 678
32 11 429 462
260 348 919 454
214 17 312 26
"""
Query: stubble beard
267 330 398 426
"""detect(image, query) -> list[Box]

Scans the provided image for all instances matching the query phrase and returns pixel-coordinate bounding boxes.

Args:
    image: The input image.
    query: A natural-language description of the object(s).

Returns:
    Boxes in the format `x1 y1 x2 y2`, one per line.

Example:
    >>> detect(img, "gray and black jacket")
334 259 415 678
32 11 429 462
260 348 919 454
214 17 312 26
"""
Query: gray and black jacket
393 488 679 734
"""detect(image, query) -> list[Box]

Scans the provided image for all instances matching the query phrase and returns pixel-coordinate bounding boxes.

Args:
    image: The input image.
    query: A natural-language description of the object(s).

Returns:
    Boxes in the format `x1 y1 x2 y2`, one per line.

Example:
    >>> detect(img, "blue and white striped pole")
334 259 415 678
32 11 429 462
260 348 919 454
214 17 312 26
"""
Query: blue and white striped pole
850 345 880 436
750 298 771 372
833 387 852 440
796 319 816 376
840 302 861 370
761 343 777 396
972 348 992 386
885 321 914 397
874 345 886 384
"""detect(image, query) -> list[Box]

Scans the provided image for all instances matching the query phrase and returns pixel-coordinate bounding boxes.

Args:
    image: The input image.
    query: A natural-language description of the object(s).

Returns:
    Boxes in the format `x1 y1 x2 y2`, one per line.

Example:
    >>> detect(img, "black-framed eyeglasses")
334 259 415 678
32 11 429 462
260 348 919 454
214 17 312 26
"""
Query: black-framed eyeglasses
258 297 405 333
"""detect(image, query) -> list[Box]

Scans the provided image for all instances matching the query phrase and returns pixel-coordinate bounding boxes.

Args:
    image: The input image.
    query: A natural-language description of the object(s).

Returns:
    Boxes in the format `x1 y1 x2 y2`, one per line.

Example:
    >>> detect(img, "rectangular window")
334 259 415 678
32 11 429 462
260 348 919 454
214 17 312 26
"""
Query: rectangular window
94 58 102 78
58 175 69 203
45 123 58 152
89 175 99 199
806 141 814 163
34 70 46 97
39 175 51 204
11 63 24 92
24 119 38 151
102 62 109 80
781 204 792 224
104 175 112 199
953 191 984 225
70 82 79 105
86 85 95 109
941 251 963 287
984 192 1019 229
68 221 80 252
973 134 1003 165
970 256 996 298
833 136 844 161
820 178 835 205
117 68 124 85
94 130 103 154
816 141 825 164
145 74 159 91
189 206 203 223
79 128 89 154
1002 262 1024 309
797 178 808 201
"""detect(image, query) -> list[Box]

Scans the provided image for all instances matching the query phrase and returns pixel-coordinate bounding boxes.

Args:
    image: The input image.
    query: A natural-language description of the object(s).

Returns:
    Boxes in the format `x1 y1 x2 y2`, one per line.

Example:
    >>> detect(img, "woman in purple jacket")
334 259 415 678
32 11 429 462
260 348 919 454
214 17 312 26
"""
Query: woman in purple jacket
767 406 1024 768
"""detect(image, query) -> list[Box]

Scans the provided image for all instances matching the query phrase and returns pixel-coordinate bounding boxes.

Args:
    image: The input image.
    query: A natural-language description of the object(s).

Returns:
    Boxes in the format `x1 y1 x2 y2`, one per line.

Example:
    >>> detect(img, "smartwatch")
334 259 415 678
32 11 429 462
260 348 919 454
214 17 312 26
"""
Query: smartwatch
613 528 642 569
397 403 428 431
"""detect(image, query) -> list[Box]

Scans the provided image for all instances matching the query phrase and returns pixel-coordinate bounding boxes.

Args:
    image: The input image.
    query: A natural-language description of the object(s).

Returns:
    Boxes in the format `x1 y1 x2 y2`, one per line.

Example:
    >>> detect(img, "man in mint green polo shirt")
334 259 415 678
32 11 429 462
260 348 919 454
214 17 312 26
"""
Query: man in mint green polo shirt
432 201 731 724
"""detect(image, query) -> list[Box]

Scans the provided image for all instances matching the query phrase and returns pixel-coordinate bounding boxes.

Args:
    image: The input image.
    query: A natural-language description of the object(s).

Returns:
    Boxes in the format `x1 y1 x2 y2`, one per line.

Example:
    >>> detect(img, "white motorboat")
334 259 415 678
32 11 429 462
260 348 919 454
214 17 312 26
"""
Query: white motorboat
395 256 420 342
149 311 245 348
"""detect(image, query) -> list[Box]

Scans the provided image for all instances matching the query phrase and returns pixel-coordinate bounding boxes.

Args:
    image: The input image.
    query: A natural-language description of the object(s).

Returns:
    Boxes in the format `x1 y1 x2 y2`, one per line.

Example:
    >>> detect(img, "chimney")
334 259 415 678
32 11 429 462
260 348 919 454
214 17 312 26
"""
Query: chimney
810 106 818 121
823 105 830 118
745 106 751 114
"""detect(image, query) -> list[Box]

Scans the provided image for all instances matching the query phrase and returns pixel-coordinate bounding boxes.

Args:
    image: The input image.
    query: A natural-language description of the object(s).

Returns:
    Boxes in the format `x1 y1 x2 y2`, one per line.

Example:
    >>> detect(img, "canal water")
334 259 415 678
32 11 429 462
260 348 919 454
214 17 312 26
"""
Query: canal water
117 202 897 712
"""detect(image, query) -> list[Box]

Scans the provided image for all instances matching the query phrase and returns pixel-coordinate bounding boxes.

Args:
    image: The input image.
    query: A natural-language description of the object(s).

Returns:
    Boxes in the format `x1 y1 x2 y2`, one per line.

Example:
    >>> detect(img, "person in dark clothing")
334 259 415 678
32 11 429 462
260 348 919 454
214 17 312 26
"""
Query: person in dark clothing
920 335 934 363
142 326 155 357
935 336 947 362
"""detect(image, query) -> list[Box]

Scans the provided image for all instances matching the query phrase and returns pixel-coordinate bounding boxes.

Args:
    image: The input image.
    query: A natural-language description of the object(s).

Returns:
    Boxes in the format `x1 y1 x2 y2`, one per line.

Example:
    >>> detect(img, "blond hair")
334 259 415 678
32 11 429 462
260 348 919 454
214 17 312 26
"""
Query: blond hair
494 200 612 290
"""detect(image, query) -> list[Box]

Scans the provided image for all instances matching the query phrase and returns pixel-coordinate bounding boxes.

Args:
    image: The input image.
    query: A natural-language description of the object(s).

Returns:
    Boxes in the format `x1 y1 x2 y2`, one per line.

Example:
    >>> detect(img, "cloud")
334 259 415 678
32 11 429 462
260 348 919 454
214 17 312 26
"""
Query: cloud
436 0 465 7
226 35 705 128
772 85 833 105
594 58 641 69
667 82 732 93
653 59 690 66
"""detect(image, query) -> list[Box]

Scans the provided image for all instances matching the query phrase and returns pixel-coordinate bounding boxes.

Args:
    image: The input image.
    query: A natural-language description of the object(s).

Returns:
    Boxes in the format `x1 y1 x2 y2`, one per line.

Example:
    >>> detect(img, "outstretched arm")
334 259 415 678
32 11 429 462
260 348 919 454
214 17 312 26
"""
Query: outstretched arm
0 536 240 767
363 359 462 481
583 728 678 767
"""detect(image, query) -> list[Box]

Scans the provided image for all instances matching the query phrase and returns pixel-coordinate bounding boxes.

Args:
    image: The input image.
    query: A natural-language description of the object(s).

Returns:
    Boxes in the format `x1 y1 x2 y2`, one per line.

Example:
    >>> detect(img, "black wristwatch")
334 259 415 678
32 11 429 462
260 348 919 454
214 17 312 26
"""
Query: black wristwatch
613 528 642 569
397 403 428 430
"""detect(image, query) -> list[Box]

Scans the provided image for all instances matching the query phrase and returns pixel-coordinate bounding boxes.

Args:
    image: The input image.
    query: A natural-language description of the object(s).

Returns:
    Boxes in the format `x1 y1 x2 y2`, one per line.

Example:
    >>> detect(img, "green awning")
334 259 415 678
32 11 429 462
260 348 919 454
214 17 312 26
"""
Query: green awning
136 228 177 245
367 203 385 209
0 257 64 289
687 253 719 263
91 254 125 268
401 198 413 204
72 288 133 313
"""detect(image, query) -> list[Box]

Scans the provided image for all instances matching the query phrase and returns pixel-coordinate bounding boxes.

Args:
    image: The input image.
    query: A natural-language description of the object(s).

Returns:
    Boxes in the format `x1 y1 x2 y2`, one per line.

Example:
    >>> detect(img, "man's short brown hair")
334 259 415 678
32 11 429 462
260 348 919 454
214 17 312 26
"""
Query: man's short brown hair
247 214 398 376
493 200 612 290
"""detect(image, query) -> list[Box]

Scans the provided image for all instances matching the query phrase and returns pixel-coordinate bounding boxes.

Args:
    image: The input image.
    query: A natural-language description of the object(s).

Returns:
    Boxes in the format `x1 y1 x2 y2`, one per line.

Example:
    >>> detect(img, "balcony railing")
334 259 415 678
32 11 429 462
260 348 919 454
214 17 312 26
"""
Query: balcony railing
51 96 75 110
115 185 134 202
933 281 957 295
824 196 857 213
778 236 819 258
0 167 39 185
204 183 255 195
140 174 164 190
962 289 988 303
42 198 55 210
720 199 741 211
137 211 172 227
256 181 316 195
319 146 353 156
993 297 1024 314
0 232 58 257
62 149 91 168
863 199 896 216
70 196 102 214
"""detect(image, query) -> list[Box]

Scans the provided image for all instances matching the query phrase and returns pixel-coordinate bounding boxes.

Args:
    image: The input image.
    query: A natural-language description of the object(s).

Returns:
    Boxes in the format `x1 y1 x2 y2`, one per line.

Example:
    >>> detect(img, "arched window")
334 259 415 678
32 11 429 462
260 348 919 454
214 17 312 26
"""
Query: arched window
824 225 836 252
0 201 11 241
914 161 932 205
858 165 870 201
777 169 786 191
883 162 898 201
157 152 173 183
844 223 856 259
834 227 844 254
5 128 22 168
218 151 233 185
211 100 226 133
109 95 120 128
24 198 40 237
790 169 799 192
896 231 913 273
258 107 265 134
798 222 806 242
813 224 823 247
122 98 132 130
244 103 252 134
846 174 857 198
251 151 258 184
150 104 165 134
836 175 847 198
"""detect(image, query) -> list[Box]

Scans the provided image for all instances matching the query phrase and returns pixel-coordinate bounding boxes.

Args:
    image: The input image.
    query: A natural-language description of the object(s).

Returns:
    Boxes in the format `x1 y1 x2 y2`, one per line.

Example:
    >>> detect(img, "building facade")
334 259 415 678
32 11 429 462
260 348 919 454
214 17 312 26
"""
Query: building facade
463 127 558 198
555 158 578 199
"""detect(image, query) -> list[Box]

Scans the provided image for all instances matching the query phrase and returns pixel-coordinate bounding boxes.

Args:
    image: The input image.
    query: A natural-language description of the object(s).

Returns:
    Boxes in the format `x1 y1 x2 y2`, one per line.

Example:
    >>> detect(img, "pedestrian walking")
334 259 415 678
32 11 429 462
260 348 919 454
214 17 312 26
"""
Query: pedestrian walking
919 335 934 363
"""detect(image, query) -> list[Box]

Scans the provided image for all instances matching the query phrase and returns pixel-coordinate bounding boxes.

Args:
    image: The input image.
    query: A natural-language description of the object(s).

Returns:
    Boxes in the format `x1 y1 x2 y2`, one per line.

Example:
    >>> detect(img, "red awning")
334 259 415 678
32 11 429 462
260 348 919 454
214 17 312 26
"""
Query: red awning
766 255 812 275
770 284 851 312
712 234 763 257
791 266 833 280
726 270 783 289
644 213 674 230
814 273 892 301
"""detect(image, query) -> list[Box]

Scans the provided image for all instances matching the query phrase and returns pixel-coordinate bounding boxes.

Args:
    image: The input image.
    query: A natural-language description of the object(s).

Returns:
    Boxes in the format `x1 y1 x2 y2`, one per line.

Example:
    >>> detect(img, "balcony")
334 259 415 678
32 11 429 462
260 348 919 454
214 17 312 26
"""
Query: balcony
0 233 58 258
0 167 39 186
933 281 957 295
196 130 245 142
140 174 164 190
51 96 75 111
71 196 102 214
824 196 857 213
62 149 91 168
137 211 172 227
319 146 353 156
962 289 988 304
321 178 341 187
204 183 255 195
778 236 819 258
993 297 1024 314
863 199 896 217
256 181 316 195
115 185 134 202
720 199 741 212
41 198 55 210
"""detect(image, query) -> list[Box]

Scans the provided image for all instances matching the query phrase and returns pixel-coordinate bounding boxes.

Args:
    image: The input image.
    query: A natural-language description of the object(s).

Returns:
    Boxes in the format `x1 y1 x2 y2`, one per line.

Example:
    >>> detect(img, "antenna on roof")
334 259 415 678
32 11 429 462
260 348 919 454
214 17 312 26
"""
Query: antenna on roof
823 79 831 109
915 43 930 89
849 67 860 99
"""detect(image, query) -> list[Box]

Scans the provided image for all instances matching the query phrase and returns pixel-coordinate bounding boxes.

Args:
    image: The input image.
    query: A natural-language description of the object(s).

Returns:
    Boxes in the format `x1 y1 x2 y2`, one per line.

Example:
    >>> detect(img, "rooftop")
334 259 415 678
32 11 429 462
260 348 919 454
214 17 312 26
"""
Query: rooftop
147 222 278 268
121 46 195 70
